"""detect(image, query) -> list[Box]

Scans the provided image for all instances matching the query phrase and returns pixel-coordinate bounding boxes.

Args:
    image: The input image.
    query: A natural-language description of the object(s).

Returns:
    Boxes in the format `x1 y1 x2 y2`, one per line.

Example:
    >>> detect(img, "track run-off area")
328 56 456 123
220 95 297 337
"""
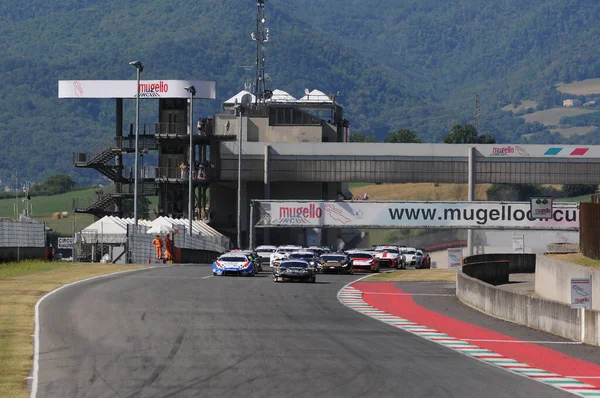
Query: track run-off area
34 265 600 398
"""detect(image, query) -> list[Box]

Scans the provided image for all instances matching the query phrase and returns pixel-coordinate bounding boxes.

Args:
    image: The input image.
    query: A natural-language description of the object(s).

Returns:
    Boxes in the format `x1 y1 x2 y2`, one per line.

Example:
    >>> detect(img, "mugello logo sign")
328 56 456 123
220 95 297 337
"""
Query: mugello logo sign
490 145 530 157
139 81 170 98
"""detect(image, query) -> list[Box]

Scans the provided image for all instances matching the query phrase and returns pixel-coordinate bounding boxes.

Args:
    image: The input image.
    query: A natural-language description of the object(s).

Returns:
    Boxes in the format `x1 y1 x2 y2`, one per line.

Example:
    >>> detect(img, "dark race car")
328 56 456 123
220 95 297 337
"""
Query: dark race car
273 260 316 283
346 252 380 273
318 253 353 274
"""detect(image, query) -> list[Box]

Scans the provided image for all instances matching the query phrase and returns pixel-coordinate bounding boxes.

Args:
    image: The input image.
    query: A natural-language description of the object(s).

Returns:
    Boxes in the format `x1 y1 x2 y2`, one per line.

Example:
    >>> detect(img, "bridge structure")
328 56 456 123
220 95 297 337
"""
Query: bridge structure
215 142 597 252
219 142 600 185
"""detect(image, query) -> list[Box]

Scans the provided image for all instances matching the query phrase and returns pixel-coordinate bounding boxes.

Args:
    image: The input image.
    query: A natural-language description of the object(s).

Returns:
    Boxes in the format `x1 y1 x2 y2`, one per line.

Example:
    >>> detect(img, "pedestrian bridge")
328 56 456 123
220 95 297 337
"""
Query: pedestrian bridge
218 142 600 184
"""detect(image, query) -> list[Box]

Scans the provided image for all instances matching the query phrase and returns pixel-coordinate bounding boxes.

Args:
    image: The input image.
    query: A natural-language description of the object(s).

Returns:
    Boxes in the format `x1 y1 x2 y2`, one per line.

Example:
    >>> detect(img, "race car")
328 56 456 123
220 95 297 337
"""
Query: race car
347 251 380 273
402 248 424 269
287 251 321 272
229 249 262 271
318 253 353 274
212 253 255 276
372 246 404 269
417 249 432 269
255 245 277 264
273 259 316 283
270 245 302 268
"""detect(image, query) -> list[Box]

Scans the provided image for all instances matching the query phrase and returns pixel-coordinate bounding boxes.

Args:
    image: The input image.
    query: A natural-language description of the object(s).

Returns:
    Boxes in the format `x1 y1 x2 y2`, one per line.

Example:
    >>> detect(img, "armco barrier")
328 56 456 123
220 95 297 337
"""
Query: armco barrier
464 253 536 274
462 260 509 285
535 255 600 311
457 271 599 345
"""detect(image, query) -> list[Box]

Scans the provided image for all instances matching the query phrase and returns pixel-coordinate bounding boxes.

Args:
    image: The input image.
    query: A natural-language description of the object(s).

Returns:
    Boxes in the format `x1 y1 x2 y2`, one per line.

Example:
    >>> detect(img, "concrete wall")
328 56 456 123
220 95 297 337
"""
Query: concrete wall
535 255 600 311
465 253 536 274
462 261 509 285
457 271 600 345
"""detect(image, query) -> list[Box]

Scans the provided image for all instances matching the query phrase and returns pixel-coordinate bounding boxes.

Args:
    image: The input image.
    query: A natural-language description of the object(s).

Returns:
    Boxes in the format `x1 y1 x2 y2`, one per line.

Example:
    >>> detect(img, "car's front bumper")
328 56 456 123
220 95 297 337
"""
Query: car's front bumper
274 271 314 280
213 266 254 276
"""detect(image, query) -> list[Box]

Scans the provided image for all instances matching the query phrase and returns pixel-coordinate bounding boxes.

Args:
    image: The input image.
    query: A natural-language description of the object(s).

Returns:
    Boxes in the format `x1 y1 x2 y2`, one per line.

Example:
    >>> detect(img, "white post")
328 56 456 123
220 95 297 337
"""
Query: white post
581 307 586 343
133 68 140 225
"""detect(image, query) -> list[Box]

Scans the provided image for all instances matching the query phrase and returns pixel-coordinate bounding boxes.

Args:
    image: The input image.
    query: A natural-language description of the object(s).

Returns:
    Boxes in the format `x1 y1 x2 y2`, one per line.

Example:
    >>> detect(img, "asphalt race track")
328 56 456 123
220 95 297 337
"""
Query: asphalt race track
36 266 574 398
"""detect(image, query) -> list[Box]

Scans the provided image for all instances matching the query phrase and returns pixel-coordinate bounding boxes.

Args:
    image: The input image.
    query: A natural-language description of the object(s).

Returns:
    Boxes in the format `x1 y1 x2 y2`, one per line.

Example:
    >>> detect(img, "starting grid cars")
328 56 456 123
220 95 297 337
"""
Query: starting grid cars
212 245 431 282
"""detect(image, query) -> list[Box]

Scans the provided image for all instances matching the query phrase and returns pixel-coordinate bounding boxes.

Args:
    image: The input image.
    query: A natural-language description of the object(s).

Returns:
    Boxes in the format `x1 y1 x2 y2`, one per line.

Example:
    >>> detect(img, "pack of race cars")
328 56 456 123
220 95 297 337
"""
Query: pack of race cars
211 244 431 282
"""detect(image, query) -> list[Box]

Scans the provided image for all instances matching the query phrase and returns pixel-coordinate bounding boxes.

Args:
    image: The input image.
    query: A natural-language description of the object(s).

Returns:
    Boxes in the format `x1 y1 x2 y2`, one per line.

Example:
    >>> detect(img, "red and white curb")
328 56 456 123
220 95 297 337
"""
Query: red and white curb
337 285 600 397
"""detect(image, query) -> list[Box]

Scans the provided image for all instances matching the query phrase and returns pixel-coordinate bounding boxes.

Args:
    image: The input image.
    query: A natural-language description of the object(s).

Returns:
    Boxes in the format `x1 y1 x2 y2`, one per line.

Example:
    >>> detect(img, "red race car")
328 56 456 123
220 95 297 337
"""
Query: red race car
347 251 380 273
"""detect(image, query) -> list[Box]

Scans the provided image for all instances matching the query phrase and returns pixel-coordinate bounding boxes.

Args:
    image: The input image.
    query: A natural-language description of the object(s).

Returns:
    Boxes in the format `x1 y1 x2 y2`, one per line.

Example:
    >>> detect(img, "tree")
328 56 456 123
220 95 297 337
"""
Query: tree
561 184 598 198
349 132 377 142
384 129 422 143
443 124 496 144
29 174 76 196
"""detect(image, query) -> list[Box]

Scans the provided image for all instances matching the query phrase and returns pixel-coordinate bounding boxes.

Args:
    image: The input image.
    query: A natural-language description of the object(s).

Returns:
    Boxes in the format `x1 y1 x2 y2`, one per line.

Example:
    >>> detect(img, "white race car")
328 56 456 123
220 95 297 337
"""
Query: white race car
372 246 404 269
270 245 302 268
402 248 423 269
255 245 277 263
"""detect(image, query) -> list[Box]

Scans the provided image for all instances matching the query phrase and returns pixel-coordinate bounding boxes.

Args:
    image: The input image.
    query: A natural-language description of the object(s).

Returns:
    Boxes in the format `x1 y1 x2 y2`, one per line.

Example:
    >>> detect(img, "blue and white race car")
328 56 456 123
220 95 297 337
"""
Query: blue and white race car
212 254 255 276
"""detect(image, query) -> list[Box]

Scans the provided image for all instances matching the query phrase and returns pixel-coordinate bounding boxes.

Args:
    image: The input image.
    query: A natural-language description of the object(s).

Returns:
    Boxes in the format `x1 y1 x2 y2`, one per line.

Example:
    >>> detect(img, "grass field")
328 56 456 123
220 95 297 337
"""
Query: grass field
557 78 600 95
547 253 600 269
550 126 596 137
501 100 538 112
0 260 147 398
349 183 492 201
365 269 457 282
522 107 595 126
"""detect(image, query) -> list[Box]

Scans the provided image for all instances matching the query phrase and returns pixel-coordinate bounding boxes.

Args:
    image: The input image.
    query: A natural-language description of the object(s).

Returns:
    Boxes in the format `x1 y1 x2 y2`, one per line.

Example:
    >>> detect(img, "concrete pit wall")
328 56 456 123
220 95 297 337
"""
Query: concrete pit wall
457 271 600 345
535 255 600 311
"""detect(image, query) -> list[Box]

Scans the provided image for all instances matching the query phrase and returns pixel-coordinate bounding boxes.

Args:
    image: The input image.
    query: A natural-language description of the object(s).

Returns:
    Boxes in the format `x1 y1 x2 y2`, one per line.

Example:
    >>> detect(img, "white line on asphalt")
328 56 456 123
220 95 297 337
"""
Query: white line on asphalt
566 376 600 379
464 339 582 345
125 275 211 280
365 292 454 296
31 266 162 398
202 275 214 279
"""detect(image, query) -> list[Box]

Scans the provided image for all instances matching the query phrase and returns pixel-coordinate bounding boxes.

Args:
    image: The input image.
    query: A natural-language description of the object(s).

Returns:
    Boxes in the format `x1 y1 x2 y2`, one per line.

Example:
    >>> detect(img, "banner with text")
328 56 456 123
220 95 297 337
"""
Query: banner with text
254 201 579 230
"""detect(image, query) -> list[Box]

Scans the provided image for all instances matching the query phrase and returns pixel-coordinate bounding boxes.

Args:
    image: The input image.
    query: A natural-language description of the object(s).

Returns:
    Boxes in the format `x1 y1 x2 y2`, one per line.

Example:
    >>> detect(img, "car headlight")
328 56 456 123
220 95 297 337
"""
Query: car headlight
341 263 348 267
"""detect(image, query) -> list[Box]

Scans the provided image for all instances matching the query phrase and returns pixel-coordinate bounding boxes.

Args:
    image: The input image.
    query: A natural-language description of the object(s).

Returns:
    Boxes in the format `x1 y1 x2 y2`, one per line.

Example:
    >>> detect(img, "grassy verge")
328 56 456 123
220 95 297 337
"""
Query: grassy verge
364 269 457 282
0 260 147 398
547 253 600 270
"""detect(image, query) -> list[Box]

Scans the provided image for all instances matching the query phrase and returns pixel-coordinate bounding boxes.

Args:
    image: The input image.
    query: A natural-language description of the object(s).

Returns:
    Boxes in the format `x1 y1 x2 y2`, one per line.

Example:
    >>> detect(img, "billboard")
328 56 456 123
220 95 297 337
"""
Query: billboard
58 80 216 99
253 201 579 230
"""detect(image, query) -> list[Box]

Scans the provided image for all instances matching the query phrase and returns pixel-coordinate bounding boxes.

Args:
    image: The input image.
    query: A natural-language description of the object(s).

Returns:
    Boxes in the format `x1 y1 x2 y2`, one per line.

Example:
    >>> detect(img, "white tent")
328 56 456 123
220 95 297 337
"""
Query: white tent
80 216 152 244
267 89 297 103
298 89 332 103
146 224 174 235
147 216 224 237
223 90 257 105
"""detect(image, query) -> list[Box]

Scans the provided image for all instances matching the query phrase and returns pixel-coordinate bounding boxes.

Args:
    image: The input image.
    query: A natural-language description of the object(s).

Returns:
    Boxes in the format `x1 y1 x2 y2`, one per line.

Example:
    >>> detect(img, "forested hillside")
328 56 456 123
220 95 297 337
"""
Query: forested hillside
1 0 600 185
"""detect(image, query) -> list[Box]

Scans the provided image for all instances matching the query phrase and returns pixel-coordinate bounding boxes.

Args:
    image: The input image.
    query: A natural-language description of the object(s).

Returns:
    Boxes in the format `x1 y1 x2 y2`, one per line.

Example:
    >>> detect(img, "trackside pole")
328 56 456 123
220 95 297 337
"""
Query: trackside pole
249 201 255 249
467 146 475 256
580 307 586 343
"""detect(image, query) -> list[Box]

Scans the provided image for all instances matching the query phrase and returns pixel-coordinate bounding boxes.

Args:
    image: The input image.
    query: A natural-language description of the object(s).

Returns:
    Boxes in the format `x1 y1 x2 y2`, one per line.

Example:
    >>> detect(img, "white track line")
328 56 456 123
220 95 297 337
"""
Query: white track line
464 339 583 345
364 292 454 296
30 266 160 398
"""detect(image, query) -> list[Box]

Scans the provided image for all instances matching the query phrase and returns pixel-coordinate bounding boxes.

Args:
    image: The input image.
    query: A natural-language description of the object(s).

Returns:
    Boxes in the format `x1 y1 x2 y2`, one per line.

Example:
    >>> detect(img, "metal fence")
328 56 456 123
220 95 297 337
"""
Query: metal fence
127 224 230 264
0 220 45 247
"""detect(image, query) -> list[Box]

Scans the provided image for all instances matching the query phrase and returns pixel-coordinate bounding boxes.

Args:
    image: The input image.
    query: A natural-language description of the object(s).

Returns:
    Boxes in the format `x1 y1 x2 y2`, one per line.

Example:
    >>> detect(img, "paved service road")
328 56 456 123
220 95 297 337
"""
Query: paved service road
37 266 573 397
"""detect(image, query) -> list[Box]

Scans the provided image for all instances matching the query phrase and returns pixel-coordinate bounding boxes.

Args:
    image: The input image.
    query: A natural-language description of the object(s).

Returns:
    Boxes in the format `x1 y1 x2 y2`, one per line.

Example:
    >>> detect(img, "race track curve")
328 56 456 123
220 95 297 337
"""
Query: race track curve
36 266 574 398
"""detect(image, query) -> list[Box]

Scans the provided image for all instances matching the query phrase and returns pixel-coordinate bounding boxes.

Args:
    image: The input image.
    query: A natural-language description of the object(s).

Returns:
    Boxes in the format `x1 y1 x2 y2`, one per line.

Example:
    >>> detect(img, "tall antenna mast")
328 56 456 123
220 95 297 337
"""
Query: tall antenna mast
474 94 481 133
251 0 269 104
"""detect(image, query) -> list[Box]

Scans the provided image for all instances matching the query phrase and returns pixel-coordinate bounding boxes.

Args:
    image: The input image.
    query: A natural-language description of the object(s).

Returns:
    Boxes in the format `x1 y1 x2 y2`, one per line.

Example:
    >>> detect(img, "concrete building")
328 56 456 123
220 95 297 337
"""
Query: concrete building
64 80 349 248
207 88 349 247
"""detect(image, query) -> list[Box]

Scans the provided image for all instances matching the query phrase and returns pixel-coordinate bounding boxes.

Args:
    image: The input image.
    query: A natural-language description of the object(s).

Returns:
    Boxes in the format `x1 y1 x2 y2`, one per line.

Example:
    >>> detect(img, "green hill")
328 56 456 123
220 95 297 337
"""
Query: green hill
3 0 600 184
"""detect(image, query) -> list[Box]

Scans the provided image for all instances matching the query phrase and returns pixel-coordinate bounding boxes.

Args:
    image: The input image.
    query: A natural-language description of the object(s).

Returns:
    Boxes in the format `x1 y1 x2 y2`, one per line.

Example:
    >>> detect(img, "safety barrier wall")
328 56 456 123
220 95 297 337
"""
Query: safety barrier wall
464 253 536 274
461 260 510 285
0 247 46 262
457 272 600 345
535 255 600 311
127 225 229 264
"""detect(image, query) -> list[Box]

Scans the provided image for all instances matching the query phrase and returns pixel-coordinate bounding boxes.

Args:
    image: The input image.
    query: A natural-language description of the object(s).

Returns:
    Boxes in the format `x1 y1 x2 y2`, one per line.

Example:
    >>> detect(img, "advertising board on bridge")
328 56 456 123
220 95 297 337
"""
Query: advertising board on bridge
254 201 579 230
